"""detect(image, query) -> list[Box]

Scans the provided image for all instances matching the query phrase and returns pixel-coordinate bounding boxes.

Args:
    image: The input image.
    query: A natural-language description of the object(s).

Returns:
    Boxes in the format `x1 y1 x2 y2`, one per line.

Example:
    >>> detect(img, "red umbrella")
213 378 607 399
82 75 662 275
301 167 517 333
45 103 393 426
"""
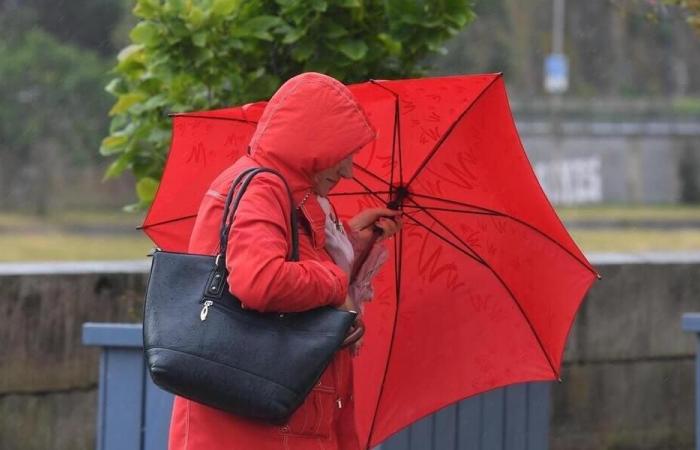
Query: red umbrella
141 73 599 449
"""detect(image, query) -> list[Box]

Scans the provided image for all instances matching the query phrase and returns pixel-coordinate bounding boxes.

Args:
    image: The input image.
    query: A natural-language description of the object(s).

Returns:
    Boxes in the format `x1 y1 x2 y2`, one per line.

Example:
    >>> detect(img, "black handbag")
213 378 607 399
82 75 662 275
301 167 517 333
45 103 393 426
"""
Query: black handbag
142 167 357 422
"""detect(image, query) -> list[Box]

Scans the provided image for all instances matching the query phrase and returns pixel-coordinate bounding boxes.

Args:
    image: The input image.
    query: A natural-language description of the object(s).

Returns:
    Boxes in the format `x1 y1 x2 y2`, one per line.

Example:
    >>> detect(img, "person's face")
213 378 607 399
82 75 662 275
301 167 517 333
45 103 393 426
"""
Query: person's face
312 154 354 197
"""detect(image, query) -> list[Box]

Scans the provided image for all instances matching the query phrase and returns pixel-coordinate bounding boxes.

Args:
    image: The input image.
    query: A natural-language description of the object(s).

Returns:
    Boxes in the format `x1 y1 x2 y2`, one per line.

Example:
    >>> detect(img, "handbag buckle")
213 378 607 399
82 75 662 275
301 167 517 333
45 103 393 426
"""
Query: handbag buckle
205 267 227 298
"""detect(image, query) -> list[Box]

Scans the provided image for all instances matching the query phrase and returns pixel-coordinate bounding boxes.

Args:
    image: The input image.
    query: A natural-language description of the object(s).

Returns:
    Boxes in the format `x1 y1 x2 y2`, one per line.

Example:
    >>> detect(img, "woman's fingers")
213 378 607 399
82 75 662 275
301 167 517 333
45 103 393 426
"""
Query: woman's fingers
376 208 402 217
366 208 401 224
376 216 402 239
350 208 403 232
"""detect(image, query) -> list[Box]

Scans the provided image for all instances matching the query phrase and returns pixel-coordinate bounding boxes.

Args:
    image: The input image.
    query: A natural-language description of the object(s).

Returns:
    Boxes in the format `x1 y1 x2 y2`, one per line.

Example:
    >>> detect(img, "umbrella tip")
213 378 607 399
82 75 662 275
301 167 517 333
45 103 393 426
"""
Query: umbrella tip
557 377 563 383
596 273 603 280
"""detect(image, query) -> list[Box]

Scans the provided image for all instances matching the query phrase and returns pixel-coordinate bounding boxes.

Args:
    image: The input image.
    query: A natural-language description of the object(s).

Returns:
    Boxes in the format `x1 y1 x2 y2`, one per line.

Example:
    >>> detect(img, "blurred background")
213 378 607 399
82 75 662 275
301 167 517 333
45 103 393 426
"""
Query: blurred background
2 1 700 449
1 0 699 260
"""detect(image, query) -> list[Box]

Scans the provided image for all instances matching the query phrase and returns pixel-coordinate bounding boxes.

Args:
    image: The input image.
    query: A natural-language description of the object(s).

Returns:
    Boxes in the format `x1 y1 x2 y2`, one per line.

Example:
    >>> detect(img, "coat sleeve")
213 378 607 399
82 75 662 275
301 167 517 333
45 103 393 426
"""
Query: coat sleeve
225 173 348 313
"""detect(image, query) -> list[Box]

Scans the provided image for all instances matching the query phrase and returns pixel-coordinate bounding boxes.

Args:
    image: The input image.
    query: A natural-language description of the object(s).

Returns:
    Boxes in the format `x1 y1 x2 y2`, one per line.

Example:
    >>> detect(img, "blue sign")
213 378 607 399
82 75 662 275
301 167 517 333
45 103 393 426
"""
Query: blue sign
544 53 569 94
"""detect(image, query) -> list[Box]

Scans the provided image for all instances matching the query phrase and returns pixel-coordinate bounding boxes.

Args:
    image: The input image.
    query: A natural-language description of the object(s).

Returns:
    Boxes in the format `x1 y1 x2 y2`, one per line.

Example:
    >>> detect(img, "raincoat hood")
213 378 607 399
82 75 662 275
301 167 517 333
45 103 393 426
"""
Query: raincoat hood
249 72 376 196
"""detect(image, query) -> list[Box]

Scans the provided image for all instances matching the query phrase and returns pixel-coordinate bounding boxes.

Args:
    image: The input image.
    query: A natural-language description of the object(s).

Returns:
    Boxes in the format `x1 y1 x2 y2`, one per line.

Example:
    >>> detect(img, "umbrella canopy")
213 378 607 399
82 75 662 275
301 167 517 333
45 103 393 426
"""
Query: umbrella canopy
141 73 599 449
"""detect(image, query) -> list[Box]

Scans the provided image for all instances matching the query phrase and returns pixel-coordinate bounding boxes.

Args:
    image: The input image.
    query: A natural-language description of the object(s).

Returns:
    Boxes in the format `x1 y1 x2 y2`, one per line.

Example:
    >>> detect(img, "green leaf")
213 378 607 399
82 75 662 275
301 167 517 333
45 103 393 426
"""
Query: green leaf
282 27 306 44
251 30 274 41
130 22 161 46
377 33 402 54
212 0 241 17
142 94 169 111
337 39 368 61
163 0 185 15
100 135 129 155
136 177 159 203
117 44 143 63
246 15 285 30
192 31 207 47
324 21 348 39
133 0 160 19
146 127 171 143
290 40 315 61
103 154 130 180
232 16 284 40
109 92 147 115
310 0 328 12
116 45 145 74
338 0 361 7
187 6 207 29
105 78 127 96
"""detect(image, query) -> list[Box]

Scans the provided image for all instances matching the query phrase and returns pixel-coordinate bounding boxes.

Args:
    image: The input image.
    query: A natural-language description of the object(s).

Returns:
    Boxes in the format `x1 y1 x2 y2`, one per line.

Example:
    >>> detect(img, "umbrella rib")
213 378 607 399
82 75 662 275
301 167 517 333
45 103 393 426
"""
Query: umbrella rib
404 74 502 188
353 164 391 187
397 96 404 185
401 211 486 266
391 98 398 194
409 200 561 378
366 226 404 450
409 192 597 276
406 198 492 264
410 192 502 214
328 191 390 197
168 113 258 125
139 213 198 230
351 177 390 206
369 80 403 186
403 204 502 216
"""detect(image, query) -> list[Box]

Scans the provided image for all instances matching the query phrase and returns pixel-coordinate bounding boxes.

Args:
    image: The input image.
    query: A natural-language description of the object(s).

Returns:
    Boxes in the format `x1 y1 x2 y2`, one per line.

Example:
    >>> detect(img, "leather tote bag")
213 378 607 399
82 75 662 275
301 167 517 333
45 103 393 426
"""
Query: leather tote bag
143 167 356 422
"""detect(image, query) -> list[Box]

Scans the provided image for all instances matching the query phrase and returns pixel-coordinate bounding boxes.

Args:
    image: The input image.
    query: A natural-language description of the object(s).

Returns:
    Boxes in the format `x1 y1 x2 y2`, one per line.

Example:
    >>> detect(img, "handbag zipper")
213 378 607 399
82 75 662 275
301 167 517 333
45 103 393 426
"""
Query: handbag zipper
199 299 288 323
200 300 213 321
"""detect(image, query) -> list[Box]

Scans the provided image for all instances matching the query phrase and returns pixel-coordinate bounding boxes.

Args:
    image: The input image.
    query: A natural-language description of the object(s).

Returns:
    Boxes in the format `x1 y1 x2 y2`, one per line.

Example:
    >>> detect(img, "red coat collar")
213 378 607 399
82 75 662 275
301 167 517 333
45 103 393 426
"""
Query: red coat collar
299 193 326 250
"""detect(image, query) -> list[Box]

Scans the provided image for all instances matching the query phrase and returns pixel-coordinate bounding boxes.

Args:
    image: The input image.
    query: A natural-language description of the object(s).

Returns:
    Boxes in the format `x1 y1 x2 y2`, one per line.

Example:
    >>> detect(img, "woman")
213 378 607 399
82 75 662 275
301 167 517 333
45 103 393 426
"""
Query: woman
169 72 402 450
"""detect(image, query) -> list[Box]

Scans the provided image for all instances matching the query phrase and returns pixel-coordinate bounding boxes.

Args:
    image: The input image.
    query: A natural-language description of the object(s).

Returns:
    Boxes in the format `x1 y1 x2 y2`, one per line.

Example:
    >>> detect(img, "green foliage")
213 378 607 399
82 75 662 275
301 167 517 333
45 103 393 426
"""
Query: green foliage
666 0 700 30
0 28 112 165
103 0 475 208
640 0 700 31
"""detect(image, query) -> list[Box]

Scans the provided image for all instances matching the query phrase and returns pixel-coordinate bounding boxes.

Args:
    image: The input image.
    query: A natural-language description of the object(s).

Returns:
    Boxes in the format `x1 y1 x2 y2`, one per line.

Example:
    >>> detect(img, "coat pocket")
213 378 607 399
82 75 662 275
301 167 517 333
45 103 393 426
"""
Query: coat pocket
282 386 337 439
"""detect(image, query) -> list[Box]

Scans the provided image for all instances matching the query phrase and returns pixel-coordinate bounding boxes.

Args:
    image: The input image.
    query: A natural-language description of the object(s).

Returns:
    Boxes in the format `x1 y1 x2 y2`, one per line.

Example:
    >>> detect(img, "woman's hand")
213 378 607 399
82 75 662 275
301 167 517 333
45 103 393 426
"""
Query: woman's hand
338 295 364 355
338 295 357 313
348 208 403 245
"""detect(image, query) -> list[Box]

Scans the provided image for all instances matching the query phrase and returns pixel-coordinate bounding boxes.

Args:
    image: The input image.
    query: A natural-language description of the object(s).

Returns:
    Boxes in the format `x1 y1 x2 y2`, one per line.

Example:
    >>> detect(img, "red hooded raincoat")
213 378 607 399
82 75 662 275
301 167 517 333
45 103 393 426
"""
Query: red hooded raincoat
168 72 377 450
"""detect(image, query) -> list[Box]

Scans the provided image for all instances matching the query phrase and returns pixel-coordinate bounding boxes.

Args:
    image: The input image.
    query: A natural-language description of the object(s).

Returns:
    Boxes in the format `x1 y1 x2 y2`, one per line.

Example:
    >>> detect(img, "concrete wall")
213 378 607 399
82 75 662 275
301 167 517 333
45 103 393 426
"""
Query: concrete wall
553 253 700 450
0 262 149 450
517 121 700 205
0 256 697 450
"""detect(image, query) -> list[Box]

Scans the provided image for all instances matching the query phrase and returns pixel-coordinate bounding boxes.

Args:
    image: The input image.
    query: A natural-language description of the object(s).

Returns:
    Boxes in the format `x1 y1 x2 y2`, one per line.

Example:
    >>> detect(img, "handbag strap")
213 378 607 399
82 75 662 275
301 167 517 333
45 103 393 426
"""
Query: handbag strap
218 167 258 252
216 167 300 267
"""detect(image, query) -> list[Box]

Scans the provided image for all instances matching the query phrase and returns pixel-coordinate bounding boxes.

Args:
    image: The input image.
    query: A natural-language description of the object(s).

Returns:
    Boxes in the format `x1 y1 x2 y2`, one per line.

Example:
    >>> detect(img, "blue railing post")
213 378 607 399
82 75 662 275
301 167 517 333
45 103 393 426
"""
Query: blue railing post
683 313 700 450
83 322 549 450
82 323 173 450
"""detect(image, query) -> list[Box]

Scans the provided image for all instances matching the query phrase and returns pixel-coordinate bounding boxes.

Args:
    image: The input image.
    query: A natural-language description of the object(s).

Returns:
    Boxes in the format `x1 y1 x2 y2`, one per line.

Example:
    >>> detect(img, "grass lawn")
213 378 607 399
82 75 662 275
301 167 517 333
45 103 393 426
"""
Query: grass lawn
0 233 153 261
2 205 700 261
0 209 150 262
556 204 700 222
570 229 700 252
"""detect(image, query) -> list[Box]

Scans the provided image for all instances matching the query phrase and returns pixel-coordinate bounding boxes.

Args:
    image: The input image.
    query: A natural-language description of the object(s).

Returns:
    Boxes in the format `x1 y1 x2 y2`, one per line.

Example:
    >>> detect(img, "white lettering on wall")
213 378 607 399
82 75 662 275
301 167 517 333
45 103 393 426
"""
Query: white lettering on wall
534 156 603 205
